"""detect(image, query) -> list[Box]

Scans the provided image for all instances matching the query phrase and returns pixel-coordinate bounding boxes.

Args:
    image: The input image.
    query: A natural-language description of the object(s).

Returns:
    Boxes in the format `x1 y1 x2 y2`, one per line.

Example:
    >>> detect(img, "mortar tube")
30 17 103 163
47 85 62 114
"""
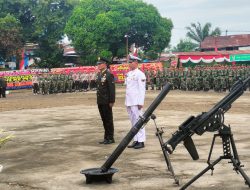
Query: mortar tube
101 83 172 172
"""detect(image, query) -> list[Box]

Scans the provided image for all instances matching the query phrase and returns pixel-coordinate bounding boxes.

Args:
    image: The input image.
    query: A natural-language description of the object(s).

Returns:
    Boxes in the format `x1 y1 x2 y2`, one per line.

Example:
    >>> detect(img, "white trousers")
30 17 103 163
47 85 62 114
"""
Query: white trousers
126 106 146 142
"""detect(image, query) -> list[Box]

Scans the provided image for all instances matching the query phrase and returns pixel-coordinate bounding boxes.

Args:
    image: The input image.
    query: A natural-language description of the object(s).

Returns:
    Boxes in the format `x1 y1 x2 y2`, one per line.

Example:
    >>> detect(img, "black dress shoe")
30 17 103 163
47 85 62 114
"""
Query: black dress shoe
134 142 144 149
104 139 115 144
99 139 108 144
127 141 138 148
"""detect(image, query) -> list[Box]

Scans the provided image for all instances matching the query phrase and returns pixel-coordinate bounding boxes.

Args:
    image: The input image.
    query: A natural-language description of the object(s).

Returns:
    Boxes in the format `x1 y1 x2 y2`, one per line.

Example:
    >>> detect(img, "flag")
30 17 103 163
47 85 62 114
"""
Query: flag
19 50 25 70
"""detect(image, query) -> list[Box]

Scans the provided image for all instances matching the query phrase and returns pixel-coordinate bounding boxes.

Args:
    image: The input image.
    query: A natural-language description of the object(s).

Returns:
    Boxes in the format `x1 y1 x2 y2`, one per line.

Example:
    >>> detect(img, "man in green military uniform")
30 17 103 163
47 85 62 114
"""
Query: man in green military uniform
149 69 155 90
144 69 150 90
67 72 74 93
203 76 210 91
48 73 54 94
0 76 7 98
96 58 116 145
42 74 50 95
155 70 161 90
52 74 59 93
180 77 187 91
61 72 68 93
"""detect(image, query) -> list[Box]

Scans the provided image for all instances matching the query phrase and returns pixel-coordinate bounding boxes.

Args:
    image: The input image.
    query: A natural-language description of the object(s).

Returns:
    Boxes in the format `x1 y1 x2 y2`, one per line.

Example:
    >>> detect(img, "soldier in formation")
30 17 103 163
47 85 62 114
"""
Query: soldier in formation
31 71 96 95
144 65 250 92
89 71 97 90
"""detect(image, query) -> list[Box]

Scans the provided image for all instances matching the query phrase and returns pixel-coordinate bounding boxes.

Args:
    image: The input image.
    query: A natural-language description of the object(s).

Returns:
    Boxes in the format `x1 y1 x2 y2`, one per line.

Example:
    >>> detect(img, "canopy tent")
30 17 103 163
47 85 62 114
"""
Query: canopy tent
174 50 250 67
179 55 230 64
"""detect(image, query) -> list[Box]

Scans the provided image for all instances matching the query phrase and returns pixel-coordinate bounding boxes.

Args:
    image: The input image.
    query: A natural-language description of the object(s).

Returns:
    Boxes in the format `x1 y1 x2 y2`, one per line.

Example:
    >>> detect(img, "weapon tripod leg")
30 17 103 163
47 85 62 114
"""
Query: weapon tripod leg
182 155 250 189
162 149 179 185
181 126 250 190
229 130 250 186
180 157 222 190
230 157 250 187
152 115 179 185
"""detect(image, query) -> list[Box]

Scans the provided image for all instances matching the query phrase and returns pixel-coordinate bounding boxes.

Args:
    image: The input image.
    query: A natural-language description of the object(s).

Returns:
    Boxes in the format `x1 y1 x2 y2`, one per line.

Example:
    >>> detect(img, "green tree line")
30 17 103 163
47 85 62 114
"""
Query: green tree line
0 0 80 68
0 0 173 68
0 0 221 67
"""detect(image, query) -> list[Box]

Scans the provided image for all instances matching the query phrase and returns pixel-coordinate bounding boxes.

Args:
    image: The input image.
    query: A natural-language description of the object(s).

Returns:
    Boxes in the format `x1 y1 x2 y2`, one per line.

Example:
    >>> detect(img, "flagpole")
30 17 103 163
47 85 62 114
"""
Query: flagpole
125 34 129 64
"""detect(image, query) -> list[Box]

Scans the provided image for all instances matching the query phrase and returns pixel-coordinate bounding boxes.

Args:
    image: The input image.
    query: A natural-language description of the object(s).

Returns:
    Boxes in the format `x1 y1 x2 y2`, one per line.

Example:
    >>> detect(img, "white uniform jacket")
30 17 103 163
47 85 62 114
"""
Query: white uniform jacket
125 68 146 106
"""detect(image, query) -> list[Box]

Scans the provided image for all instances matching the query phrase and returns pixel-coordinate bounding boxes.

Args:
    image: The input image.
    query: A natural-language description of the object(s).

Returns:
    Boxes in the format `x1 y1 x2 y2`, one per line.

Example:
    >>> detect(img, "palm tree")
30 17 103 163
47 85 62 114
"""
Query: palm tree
186 22 221 47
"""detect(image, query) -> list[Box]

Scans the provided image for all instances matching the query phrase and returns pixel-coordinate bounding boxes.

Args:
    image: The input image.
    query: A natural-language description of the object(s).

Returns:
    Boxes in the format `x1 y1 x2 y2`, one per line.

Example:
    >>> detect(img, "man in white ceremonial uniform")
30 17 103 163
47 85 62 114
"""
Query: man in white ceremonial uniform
32 74 39 95
125 59 146 149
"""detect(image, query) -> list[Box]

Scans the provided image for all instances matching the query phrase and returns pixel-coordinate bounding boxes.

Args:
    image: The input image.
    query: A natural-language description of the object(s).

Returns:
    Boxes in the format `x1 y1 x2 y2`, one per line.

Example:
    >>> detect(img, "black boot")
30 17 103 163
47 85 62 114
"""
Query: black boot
104 139 115 144
134 142 144 149
127 141 138 148
99 139 108 144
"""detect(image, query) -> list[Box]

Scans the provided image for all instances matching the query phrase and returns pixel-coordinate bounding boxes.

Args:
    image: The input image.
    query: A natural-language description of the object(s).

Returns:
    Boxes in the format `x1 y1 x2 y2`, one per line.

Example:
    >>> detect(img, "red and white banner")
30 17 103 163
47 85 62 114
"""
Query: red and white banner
0 69 49 90
51 62 163 83
50 66 97 74
0 62 163 89
179 55 230 64
110 62 163 83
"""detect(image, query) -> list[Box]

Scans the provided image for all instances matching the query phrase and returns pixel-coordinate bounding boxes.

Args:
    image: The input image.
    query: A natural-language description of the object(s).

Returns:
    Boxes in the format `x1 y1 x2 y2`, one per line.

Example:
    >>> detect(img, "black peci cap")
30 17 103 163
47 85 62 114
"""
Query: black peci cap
129 58 139 63
96 61 104 65
96 57 111 65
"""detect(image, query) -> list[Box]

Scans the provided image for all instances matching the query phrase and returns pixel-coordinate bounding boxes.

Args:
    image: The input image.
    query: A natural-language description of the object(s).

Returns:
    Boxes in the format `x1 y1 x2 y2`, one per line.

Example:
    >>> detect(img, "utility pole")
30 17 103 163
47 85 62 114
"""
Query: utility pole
124 34 129 64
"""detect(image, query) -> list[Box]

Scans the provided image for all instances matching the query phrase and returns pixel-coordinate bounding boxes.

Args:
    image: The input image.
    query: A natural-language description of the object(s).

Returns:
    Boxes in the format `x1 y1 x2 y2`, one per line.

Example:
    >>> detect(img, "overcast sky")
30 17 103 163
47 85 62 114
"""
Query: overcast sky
143 0 250 47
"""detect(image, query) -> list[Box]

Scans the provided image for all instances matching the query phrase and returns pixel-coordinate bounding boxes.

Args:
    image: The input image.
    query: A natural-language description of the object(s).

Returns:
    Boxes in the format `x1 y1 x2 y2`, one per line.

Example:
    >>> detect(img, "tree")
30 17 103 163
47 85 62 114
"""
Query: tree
65 0 173 63
0 0 79 68
186 22 221 46
0 14 23 60
0 0 38 43
148 17 173 60
32 0 76 68
173 38 198 52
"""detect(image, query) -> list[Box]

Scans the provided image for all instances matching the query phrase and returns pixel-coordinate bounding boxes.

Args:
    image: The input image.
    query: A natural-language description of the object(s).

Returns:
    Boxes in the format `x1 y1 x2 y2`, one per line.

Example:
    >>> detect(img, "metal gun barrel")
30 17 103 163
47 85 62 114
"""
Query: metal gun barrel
203 77 249 119
101 83 172 172
165 77 250 155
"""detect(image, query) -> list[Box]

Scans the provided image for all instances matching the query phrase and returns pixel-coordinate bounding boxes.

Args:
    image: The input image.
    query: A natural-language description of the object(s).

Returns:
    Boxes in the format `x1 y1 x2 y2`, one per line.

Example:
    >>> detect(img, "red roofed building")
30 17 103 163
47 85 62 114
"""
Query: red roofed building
160 34 250 67
201 34 250 52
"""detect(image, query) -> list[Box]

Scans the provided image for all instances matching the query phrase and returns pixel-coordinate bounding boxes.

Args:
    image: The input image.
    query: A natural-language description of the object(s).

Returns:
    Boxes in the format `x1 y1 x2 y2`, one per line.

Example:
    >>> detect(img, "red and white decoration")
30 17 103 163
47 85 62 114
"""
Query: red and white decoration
179 55 230 64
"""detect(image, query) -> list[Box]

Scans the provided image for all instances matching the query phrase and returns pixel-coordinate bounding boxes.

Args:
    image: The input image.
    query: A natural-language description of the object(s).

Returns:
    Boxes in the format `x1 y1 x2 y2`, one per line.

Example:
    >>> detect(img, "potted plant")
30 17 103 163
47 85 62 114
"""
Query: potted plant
0 130 13 172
